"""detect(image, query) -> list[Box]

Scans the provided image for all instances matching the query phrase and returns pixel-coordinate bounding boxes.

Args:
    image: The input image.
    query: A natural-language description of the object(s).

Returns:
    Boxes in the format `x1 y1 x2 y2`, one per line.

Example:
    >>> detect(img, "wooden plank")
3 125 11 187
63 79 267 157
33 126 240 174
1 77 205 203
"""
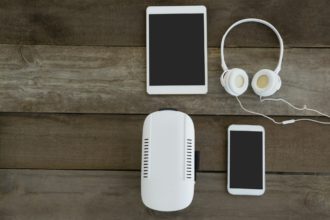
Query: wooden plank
0 170 329 219
0 45 329 115
0 113 329 173
0 0 329 47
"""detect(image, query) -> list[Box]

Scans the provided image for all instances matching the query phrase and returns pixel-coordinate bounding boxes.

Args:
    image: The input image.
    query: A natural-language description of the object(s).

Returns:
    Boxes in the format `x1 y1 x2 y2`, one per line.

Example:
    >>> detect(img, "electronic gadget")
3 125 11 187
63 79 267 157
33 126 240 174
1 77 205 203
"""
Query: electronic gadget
141 109 195 211
220 18 283 97
146 6 208 94
220 18 330 125
227 124 265 196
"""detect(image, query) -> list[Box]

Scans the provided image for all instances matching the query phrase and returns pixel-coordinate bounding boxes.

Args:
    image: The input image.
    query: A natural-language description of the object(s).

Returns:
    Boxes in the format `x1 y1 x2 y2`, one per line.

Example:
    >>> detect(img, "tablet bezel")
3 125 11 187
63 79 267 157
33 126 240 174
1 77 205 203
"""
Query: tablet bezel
146 6 208 95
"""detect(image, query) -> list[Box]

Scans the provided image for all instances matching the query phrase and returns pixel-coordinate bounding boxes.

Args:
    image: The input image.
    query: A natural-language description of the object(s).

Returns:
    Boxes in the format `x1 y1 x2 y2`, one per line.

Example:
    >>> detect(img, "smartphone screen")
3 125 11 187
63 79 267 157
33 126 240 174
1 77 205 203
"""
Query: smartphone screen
229 131 263 189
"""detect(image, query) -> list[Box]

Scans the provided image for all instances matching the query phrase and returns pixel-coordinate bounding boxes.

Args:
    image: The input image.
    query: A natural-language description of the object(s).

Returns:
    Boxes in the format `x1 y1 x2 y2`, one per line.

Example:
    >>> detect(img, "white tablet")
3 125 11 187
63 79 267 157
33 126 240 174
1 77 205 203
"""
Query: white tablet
146 6 208 95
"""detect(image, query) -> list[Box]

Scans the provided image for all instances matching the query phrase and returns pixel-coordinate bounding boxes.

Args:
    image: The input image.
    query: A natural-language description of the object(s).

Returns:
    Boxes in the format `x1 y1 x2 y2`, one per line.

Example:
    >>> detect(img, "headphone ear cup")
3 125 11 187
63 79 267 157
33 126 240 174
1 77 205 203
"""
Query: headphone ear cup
252 69 281 97
276 77 282 91
220 71 227 87
220 68 249 96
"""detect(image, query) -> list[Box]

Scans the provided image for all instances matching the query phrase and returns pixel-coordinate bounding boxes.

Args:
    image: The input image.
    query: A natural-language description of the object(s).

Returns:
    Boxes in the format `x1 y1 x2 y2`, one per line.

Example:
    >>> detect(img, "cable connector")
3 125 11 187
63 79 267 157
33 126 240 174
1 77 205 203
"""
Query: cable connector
282 119 295 125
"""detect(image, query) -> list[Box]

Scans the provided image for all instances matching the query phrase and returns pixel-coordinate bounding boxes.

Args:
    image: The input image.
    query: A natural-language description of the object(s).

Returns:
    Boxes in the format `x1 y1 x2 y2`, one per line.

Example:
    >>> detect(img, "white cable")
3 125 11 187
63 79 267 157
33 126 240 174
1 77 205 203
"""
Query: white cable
236 96 330 125
236 96 282 124
220 18 284 74
259 97 330 118
293 118 330 125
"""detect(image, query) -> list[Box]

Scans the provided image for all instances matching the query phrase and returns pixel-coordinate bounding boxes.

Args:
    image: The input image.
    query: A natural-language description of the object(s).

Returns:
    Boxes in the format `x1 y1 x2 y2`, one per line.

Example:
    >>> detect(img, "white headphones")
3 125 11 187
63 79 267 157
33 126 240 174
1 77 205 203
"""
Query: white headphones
220 18 284 97
219 18 330 125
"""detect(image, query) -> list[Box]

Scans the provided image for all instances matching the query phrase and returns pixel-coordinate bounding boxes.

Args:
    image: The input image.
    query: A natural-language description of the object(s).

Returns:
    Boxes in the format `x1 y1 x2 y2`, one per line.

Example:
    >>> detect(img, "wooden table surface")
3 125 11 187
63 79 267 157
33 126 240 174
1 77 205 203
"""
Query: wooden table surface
0 0 329 219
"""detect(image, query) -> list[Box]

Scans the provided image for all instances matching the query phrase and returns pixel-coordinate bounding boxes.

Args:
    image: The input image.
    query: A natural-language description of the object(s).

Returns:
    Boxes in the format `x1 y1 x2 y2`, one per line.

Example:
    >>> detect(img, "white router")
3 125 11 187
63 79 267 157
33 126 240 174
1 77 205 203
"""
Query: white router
141 109 195 212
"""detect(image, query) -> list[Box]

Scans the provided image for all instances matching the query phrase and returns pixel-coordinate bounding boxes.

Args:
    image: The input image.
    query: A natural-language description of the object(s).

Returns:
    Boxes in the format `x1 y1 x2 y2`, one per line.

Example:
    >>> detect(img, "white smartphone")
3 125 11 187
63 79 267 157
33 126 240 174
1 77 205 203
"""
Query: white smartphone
227 124 265 196
146 6 208 94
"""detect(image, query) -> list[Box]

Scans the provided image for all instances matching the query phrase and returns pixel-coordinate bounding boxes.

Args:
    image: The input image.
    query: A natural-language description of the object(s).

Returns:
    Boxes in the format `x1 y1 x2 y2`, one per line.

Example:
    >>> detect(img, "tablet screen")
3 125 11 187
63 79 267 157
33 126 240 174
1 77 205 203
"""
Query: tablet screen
149 14 205 86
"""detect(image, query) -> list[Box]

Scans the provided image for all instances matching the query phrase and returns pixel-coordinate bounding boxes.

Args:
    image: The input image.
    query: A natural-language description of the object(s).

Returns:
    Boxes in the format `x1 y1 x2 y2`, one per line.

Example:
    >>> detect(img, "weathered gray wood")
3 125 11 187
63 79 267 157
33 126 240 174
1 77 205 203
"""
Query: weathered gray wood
0 113 329 173
0 0 329 47
0 45 329 115
0 169 329 219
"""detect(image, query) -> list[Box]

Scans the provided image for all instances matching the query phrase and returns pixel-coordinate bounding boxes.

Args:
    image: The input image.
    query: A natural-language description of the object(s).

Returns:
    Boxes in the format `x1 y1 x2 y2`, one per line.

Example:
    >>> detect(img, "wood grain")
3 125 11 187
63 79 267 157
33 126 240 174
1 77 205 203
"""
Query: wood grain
0 0 329 47
0 113 329 173
0 169 329 219
0 2 328 219
0 45 329 115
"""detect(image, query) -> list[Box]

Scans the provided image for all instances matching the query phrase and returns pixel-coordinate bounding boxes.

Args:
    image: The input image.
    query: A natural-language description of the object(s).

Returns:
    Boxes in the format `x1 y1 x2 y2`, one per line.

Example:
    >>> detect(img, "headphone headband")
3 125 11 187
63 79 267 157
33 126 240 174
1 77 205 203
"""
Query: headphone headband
220 18 284 74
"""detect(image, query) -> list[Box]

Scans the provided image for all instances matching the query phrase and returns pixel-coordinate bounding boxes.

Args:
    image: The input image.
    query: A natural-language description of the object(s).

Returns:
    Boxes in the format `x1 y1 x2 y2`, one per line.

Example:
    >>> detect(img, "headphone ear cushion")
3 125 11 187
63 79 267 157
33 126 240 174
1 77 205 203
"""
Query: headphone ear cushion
252 69 281 97
221 68 249 96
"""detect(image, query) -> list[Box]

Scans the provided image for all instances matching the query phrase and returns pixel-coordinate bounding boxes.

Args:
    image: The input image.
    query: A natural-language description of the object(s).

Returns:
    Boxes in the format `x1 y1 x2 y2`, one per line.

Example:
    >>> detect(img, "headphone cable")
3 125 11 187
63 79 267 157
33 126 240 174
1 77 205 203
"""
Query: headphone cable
236 96 330 125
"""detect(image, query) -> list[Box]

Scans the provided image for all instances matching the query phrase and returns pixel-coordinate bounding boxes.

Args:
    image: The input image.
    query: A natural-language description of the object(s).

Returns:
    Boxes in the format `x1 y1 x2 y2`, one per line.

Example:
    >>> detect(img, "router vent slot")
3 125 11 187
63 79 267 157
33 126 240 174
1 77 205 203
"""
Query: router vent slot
186 138 193 180
142 138 149 178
